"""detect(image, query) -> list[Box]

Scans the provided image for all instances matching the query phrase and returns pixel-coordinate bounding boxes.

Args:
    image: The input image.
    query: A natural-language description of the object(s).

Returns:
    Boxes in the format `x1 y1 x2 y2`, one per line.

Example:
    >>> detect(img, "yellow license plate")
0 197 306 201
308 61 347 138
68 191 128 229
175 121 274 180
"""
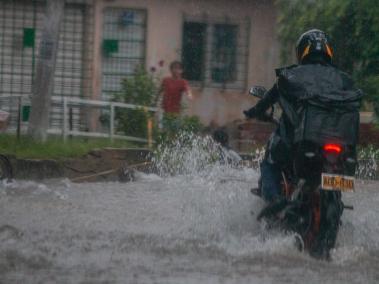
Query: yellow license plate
321 173 355 192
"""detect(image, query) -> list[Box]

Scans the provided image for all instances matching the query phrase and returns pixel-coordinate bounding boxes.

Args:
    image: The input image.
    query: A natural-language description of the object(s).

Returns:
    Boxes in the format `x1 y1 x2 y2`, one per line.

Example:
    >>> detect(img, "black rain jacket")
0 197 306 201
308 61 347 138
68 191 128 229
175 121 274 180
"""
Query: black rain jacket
250 63 363 165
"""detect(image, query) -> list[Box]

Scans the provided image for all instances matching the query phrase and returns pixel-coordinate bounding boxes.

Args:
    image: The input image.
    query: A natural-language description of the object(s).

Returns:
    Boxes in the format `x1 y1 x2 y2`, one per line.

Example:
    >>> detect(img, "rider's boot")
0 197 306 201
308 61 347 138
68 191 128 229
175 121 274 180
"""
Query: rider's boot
257 196 288 221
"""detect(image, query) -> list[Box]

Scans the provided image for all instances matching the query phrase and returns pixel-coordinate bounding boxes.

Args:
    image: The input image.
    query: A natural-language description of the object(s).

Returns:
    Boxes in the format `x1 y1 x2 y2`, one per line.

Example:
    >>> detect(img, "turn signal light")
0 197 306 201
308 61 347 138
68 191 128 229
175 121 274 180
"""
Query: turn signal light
323 144 342 154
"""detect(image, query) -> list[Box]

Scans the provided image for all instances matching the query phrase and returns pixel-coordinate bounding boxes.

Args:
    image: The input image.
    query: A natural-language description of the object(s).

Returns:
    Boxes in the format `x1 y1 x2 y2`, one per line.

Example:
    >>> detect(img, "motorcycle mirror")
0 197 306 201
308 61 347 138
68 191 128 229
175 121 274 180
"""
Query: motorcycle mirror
249 86 267 99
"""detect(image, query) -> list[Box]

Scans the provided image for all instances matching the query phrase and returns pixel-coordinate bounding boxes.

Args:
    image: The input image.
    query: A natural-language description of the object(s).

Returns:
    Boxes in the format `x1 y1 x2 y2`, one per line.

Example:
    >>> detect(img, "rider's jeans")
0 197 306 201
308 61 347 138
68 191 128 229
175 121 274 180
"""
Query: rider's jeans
260 159 282 202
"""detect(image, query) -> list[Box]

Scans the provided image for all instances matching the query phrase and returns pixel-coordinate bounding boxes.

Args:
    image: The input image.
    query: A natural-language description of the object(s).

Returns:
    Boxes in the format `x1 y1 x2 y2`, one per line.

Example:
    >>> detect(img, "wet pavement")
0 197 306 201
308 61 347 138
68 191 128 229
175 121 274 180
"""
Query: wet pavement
0 170 378 283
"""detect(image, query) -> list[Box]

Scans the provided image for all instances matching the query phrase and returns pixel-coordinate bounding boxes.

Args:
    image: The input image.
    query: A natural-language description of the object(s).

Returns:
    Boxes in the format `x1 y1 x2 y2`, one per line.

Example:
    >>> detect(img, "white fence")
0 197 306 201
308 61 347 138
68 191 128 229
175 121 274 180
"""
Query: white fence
0 95 160 145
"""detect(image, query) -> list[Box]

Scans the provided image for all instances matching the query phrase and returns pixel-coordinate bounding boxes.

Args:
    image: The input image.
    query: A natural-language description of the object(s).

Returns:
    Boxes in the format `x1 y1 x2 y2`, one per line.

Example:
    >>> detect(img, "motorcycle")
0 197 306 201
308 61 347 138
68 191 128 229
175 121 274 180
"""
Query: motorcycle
248 86 357 260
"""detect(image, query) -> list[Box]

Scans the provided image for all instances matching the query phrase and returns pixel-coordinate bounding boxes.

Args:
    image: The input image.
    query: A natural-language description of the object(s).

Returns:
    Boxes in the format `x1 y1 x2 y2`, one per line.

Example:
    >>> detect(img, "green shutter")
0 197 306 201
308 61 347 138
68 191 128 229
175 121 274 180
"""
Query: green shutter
22 105 31 122
23 28 35 48
103 39 119 56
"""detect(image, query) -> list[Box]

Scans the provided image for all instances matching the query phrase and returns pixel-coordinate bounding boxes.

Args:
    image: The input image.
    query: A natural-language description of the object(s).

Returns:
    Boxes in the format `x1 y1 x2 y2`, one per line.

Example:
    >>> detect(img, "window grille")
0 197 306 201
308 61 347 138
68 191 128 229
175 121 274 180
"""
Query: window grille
182 14 250 91
101 7 147 100
0 0 94 132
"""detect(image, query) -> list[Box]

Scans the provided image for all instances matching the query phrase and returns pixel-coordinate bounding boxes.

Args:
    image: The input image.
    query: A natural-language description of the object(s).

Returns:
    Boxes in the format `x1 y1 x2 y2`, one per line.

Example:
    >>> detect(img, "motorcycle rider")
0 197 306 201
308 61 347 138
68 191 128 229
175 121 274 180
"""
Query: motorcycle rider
244 29 363 204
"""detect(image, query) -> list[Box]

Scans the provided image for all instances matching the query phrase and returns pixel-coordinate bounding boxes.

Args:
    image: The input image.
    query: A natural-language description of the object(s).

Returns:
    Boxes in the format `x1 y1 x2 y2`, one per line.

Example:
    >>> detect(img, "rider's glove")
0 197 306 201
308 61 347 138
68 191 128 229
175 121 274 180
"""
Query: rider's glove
243 107 257 119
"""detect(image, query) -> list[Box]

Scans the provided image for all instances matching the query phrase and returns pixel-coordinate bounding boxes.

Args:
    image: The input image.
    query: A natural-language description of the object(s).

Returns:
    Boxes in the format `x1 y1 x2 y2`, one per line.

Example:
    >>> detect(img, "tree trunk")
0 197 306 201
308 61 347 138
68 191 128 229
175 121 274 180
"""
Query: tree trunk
27 0 64 141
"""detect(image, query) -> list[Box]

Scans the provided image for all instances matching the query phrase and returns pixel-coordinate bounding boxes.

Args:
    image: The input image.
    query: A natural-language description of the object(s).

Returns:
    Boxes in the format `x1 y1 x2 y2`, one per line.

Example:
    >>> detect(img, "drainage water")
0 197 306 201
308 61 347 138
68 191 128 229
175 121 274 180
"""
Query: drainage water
0 133 378 283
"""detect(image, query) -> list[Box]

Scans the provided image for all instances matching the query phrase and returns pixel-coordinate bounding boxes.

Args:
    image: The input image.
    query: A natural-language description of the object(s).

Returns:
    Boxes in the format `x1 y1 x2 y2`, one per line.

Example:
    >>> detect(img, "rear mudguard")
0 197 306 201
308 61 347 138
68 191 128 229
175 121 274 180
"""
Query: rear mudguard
309 190 343 259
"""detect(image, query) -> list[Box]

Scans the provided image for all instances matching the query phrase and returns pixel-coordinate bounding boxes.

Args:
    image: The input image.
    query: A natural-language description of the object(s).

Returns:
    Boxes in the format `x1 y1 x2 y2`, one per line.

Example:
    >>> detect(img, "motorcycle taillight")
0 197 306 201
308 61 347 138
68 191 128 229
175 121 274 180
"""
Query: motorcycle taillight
323 144 342 154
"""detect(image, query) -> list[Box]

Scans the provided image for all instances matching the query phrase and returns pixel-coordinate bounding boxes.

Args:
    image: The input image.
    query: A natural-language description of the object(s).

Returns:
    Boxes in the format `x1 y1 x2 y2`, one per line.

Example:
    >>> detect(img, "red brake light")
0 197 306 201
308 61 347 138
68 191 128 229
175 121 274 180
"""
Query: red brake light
323 144 342 154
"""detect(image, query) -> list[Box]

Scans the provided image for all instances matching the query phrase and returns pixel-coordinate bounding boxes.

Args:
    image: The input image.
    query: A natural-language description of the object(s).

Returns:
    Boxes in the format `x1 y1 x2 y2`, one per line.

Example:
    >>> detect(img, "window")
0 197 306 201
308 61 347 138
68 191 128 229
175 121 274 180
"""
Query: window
182 22 206 81
182 16 250 90
102 8 147 99
211 24 237 83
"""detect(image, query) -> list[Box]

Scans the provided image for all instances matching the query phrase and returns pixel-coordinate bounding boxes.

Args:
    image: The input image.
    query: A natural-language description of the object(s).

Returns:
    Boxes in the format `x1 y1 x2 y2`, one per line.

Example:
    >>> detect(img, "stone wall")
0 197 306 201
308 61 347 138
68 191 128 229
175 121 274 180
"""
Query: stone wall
8 148 152 182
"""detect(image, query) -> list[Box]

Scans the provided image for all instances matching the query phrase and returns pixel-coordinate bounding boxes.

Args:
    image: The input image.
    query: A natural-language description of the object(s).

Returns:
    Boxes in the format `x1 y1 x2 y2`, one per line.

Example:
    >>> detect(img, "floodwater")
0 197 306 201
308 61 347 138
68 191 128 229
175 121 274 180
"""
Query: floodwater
0 136 378 283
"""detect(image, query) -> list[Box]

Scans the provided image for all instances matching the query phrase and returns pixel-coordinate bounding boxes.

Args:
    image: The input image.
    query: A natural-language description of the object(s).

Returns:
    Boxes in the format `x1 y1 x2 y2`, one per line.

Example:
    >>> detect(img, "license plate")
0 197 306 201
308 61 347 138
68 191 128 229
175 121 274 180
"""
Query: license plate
321 173 355 192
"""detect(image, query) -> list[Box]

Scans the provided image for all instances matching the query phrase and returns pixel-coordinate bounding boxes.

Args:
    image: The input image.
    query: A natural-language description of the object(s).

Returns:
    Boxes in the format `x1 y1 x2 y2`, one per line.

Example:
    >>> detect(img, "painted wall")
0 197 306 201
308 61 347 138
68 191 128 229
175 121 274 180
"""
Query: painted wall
92 0 280 127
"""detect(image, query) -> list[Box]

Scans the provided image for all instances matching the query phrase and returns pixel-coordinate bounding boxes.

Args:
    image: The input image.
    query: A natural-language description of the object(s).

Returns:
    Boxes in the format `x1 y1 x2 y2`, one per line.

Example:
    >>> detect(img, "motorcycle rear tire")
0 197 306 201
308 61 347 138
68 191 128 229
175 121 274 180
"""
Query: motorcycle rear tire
310 190 342 260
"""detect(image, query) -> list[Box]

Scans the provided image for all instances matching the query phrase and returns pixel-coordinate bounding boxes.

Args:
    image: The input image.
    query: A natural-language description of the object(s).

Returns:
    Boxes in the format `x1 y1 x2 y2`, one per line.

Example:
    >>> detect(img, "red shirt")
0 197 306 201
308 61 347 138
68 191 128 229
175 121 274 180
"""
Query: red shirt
161 77 189 114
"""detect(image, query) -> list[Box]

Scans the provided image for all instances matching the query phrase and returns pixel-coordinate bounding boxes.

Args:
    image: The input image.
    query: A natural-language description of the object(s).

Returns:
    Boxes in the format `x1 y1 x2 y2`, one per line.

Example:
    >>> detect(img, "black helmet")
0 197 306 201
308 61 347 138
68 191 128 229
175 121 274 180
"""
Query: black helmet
296 29 333 64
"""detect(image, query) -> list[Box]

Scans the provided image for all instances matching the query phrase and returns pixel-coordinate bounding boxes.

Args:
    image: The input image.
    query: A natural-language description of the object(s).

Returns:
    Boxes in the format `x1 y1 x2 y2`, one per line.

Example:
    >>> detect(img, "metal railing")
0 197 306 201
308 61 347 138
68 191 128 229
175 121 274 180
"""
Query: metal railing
0 95 160 146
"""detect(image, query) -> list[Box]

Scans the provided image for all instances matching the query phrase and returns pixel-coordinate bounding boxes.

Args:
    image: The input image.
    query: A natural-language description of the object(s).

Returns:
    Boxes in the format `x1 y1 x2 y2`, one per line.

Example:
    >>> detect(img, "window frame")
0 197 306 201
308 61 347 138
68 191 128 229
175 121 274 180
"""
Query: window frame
181 15 250 91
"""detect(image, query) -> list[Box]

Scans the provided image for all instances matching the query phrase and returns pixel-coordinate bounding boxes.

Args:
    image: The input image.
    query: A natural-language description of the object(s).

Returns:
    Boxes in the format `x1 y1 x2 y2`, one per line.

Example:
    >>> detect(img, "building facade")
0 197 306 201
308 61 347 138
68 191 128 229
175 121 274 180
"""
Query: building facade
0 0 279 132
94 0 280 127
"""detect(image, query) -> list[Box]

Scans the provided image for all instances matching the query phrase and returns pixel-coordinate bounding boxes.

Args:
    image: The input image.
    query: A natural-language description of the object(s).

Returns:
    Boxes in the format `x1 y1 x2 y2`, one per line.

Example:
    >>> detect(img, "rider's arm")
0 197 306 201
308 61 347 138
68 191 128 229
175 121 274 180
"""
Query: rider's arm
244 84 279 119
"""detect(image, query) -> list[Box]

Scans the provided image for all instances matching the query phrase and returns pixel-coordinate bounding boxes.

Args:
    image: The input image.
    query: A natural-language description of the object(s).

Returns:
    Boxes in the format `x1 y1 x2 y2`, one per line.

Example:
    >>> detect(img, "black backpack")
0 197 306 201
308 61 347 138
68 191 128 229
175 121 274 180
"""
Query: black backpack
276 64 363 146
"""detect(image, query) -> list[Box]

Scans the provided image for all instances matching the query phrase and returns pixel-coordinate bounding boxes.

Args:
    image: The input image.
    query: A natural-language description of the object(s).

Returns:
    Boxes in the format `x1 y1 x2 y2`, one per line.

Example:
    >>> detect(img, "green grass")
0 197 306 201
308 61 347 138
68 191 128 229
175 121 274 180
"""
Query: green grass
0 134 139 160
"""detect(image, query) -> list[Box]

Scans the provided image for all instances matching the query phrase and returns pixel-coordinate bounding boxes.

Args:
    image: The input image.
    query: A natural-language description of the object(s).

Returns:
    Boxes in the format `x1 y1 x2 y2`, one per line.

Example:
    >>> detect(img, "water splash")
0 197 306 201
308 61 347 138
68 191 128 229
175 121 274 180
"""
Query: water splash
250 146 266 172
152 132 233 177
357 146 379 180
147 132 305 256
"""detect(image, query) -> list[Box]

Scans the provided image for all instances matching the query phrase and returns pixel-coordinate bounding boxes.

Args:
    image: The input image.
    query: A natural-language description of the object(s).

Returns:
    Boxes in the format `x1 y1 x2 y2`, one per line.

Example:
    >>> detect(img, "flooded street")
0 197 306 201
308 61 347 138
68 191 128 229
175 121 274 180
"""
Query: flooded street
1 0 378 283
0 166 378 283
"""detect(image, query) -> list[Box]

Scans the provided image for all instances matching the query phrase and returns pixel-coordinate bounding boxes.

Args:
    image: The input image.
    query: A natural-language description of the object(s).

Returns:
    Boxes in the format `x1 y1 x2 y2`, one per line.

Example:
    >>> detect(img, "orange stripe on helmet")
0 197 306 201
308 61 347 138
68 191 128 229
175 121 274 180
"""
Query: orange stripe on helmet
325 44 333 58
301 44 311 60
